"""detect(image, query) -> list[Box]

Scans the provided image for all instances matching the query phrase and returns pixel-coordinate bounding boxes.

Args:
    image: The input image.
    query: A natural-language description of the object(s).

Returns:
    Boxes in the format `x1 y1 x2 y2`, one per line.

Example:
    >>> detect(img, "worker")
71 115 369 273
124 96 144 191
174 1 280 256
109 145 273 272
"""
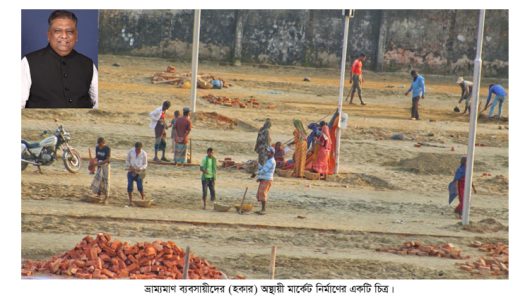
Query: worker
456 77 473 114
349 53 367 105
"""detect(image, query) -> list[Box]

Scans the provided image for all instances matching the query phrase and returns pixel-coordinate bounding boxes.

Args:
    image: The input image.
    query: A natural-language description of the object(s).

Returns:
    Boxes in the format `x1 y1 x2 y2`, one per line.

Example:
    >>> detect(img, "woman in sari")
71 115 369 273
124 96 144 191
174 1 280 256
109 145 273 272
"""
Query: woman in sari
292 120 307 178
90 137 111 204
311 121 332 178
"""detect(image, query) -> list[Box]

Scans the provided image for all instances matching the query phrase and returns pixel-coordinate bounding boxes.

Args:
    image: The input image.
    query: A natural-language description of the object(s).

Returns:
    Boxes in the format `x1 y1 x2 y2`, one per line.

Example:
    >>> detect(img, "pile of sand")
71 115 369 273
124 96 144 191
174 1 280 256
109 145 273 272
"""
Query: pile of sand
463 218 508 233
387 153 487 175
194 112 257 132
327 173 397 190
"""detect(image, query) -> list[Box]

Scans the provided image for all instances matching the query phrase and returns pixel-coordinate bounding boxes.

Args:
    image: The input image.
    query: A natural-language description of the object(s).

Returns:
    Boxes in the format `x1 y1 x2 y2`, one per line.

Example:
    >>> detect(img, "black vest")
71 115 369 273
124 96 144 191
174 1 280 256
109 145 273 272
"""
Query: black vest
25 45 94 108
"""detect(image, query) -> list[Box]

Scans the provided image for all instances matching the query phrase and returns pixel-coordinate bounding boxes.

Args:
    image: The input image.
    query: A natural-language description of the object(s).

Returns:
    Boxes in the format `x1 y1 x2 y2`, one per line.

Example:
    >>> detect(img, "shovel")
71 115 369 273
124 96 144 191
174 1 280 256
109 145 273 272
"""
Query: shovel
238 187 249 215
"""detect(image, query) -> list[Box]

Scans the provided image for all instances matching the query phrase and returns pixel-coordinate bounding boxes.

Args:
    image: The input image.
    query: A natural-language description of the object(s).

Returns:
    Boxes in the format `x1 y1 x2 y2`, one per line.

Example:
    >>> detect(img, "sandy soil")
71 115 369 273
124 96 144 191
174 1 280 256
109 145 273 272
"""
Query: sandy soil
21 55 509 279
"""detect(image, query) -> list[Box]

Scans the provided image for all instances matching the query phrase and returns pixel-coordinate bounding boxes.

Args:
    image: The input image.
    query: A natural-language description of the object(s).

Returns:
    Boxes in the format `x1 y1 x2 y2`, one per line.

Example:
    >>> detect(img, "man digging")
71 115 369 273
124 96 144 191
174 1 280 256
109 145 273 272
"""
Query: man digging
255 146 276 215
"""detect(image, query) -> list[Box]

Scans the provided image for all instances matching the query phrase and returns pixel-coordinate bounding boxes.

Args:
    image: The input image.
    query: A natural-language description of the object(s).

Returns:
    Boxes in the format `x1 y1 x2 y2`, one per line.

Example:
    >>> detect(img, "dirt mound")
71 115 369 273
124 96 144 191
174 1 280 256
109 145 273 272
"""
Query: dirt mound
387 153 487 175
194 112 258 132
477 175 509 194
202 94 275 109
463 218 508 233
327 173 397 190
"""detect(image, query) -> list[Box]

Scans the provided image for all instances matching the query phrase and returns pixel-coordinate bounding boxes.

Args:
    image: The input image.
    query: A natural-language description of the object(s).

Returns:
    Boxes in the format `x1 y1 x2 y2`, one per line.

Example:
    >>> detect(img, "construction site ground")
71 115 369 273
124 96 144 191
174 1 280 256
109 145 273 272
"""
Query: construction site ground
21 55 509 279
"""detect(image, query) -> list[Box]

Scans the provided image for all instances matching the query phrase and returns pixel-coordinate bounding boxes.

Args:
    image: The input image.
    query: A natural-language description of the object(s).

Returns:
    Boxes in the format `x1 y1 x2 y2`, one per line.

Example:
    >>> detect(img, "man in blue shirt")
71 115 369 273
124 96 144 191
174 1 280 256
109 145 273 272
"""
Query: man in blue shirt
255 146 276 215
484 84 507 120
404 70 426 120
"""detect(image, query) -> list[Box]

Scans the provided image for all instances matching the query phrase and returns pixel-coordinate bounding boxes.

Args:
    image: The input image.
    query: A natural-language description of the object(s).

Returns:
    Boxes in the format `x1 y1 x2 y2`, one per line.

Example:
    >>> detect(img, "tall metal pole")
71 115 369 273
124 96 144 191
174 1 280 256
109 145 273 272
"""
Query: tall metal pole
190 10 201 113
335 10 353 174
462 10 486 225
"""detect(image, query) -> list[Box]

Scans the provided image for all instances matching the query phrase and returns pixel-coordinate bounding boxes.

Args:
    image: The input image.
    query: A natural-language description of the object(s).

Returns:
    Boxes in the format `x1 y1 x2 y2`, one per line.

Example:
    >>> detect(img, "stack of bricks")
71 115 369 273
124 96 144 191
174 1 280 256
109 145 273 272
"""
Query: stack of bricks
457 241 508 276
376 241 469 259
21 233 224 279
221 157 236 168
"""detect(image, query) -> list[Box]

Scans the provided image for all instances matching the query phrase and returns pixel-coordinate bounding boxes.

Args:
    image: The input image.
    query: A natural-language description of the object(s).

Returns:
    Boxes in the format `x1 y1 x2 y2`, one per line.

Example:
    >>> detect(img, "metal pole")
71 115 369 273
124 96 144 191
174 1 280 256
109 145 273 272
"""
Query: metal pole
462 10 486 225
190 10 201 113
335 10 353 174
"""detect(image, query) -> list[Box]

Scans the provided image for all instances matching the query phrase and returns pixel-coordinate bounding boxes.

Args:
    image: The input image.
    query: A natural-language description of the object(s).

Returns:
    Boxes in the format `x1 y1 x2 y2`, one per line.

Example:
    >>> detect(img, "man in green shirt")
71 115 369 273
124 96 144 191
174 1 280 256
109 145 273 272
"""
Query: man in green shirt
200 147 217 209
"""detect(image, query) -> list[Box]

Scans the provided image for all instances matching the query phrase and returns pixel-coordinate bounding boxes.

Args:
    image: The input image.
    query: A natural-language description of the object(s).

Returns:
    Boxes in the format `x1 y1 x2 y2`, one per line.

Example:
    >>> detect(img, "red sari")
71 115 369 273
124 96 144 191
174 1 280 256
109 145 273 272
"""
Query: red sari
312 125 332 174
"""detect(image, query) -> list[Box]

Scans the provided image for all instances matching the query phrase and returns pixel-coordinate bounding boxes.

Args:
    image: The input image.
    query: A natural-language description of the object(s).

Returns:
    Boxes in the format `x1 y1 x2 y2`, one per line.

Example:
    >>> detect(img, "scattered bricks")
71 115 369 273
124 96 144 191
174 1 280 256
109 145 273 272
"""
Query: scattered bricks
74 260 86 268
110 241 121 251
126 262 139 273
118 250 127 261
377 241 468 260
49 258 61 274
118 269 129 278
145 246 157 257
89 247 98 261
21 269 32 276
21 234 224 280
101 268 116 278
100 253 111 262
140 266 152 274
92 269 103 279
75 272 92 279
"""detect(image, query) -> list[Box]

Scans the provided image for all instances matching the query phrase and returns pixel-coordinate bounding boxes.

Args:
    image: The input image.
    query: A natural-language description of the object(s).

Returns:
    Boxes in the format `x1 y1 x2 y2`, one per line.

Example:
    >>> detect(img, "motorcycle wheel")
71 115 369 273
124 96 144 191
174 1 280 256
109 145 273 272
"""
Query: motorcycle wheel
21 152 29 171
63 148 81 173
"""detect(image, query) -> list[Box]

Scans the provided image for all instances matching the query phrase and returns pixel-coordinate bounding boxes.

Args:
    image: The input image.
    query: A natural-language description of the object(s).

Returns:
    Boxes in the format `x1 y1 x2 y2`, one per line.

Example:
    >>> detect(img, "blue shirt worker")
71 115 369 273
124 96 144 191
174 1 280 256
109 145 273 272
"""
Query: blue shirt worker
255 147 277 215
484 84 507 120
404 70 426 120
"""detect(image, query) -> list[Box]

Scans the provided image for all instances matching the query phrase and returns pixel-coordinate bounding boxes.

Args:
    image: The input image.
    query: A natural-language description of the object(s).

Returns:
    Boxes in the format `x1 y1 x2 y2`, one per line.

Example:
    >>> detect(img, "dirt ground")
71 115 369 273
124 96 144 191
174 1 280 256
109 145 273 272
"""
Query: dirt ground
21 55 509 279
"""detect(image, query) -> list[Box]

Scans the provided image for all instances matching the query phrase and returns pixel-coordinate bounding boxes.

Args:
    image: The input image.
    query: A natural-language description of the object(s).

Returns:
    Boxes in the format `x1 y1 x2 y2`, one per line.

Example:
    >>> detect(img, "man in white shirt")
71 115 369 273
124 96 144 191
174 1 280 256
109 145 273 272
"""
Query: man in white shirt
21 10 98 108
125 142 148 206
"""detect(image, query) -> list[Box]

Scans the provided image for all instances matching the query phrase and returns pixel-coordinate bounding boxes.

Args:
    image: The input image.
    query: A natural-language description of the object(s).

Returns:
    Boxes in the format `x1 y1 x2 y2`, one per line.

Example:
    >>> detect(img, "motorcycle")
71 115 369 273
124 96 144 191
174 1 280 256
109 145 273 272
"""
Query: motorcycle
21 124 82 173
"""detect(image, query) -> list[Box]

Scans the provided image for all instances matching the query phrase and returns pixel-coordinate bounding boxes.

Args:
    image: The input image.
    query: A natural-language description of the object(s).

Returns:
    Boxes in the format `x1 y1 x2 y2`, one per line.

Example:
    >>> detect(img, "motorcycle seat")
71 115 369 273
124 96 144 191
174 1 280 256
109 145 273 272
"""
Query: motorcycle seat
22 140 40 149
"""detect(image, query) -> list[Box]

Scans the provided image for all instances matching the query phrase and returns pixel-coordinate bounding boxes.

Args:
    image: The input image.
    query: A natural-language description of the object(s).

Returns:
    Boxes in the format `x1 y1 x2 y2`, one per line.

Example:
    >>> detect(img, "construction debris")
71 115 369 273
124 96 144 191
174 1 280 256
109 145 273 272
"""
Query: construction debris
152 66 229 89
456 242 508 276
202 94 275 109
21 233 224 279
376 241 469 259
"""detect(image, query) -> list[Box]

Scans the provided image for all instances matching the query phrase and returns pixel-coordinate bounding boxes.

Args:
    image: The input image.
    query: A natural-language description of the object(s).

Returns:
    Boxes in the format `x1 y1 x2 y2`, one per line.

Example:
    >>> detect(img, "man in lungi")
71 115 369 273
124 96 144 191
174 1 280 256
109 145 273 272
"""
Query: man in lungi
90 137 111 204
174 107 192 164
149 101 171 162
255 146 276 215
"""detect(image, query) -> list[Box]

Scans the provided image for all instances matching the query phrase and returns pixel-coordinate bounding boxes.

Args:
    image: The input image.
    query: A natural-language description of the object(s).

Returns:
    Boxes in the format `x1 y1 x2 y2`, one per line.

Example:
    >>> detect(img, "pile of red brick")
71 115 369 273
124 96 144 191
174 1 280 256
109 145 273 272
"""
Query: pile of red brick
457 241 508 276
202 94 275 109
376 241 469 259
21 233 224 279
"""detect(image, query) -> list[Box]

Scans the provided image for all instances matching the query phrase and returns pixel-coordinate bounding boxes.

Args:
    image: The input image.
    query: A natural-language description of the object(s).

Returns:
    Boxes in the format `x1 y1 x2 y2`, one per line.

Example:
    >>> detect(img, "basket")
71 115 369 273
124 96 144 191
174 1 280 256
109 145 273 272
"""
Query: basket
304 170 321 180
276 169 293 177
132 199 153 208
214 203 231 212
234 203 254 213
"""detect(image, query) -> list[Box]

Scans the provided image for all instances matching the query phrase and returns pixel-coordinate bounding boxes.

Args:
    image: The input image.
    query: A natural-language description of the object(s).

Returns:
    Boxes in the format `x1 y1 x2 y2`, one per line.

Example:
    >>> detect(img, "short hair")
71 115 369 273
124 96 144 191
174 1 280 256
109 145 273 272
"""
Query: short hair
174 110 180 116
410 70 417 76
319 121 327 127
207 147 213 153
134 142 143 149
183 110 190 116
489 84 494 89
48 10 78 27
359 53 366 57
97 137 105 144
162 101 171 110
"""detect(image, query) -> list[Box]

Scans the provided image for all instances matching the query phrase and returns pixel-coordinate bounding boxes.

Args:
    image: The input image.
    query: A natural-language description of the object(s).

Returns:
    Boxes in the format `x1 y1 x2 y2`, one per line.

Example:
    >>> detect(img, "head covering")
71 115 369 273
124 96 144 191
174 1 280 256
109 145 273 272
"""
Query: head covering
266 146 275 154
183 107 190 113
456 77 464 84
263 118 272 129
293 119 307 135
